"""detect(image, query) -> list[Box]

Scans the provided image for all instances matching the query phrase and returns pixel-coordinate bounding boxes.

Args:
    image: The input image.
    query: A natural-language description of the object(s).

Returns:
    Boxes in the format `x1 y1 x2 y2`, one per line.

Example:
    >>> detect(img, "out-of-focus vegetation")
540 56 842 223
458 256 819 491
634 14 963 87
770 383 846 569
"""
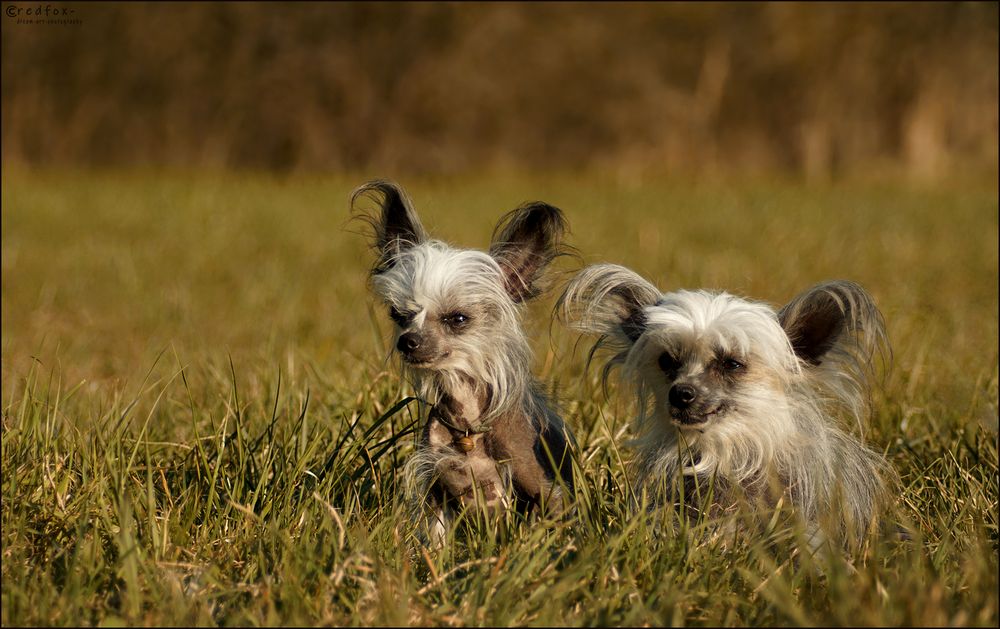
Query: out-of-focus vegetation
2 2 997 178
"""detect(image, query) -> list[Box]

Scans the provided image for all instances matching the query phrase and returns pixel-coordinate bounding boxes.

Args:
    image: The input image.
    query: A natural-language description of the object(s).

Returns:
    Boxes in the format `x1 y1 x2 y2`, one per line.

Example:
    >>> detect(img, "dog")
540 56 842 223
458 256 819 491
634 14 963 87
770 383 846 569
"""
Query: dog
559 263 896 546
352 180 575 544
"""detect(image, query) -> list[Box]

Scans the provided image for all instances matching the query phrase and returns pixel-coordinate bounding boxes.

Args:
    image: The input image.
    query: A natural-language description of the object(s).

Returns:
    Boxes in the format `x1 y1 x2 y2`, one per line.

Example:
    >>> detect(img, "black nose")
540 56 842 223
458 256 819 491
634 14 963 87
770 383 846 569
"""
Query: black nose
397 332 421 354
669 383 698 409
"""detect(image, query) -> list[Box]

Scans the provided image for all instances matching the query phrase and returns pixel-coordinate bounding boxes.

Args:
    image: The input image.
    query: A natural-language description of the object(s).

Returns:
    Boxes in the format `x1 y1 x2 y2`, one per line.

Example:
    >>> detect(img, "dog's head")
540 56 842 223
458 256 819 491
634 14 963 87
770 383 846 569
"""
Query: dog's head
352 180 566 386
560 264 887 434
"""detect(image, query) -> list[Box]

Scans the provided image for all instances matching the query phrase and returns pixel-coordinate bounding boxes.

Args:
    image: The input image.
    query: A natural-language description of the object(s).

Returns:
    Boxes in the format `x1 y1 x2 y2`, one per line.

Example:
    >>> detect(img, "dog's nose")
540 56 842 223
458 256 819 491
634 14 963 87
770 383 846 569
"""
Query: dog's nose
397 332 421 354
669 383 698 409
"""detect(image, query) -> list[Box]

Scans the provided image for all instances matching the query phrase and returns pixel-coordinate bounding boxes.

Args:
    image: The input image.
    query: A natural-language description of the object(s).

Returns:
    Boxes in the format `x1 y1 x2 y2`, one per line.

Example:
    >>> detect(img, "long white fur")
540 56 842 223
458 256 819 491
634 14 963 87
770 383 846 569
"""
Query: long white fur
372 240 533 425
353 180 572 546
372 237 568 543
560 264 894 542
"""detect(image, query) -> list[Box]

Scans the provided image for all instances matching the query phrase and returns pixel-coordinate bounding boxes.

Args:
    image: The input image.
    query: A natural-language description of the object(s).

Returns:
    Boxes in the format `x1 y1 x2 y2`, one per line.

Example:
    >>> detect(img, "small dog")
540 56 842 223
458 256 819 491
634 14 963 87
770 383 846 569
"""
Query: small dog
559 263 896 545
352 180 574 543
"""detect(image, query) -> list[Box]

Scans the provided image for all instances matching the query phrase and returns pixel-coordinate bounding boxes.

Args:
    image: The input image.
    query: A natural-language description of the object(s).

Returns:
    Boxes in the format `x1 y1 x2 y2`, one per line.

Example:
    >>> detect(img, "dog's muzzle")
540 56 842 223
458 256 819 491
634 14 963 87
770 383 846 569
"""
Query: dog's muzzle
668 384 726 425
396 331 439 364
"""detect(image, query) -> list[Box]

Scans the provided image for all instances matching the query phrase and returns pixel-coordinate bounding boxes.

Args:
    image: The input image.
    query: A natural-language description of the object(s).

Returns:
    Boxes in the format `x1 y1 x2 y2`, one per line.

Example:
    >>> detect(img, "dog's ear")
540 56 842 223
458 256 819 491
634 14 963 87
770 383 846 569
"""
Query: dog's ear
778 280 887 366
351 180 427 272
558 264 661 343
489 202 567 302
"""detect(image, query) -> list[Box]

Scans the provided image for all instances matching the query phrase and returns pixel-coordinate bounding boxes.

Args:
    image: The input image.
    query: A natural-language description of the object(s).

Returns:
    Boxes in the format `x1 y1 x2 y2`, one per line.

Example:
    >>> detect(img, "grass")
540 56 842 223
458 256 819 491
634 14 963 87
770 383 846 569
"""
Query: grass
1 169 997 626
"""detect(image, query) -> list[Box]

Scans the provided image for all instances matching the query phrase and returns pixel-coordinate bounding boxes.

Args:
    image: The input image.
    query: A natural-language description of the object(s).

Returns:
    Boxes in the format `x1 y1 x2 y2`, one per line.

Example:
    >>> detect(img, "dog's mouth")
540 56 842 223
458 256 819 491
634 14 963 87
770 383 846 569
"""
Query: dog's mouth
400 350 451 368
670 402 727 427
402 354 432 366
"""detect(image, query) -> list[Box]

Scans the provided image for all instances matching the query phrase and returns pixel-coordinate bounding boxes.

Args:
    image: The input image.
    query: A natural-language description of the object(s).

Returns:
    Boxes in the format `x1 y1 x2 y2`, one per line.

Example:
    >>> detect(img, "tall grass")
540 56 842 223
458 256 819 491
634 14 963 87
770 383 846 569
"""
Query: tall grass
2 170 997 625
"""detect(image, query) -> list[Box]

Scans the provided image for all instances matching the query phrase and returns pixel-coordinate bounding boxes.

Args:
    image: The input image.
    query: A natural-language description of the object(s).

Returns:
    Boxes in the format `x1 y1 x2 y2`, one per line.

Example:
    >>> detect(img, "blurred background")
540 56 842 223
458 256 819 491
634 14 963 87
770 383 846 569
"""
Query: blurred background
2 1 997 180
2 1 998 388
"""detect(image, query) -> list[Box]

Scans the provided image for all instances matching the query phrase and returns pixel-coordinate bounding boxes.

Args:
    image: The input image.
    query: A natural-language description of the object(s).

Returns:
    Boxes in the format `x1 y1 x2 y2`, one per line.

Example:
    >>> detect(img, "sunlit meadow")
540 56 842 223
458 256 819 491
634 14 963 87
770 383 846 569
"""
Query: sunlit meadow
2 170 996 625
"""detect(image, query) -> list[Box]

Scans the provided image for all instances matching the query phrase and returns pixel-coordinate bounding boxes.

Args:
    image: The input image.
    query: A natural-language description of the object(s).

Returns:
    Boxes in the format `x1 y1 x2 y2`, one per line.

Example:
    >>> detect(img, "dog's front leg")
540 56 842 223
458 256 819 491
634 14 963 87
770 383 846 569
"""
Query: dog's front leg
488 414 571 514
426 416 508 513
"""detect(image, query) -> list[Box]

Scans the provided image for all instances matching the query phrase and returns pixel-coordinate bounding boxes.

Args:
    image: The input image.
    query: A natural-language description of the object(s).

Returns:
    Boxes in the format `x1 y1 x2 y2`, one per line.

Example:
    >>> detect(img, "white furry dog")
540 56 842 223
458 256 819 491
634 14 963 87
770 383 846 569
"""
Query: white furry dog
352 180 575 544
559 264 897 545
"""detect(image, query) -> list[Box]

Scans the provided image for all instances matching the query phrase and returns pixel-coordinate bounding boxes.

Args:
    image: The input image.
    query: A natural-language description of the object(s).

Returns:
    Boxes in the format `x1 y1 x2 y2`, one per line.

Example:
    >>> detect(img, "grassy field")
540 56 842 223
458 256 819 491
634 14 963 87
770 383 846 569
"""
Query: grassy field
2 170 997 626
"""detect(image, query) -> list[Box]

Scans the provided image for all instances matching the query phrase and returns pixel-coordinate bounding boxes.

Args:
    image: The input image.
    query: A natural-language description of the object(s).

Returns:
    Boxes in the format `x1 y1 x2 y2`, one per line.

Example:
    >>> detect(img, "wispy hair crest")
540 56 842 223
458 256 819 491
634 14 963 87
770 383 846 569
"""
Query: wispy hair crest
351 179 569 426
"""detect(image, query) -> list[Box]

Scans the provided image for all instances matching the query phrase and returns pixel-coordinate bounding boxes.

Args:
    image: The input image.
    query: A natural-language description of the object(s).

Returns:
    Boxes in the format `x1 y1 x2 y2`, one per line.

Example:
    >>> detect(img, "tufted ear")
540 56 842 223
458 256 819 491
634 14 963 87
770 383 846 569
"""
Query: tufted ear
350 180 427 273
778 280 886 366
489 202 567 302
558 263 662 344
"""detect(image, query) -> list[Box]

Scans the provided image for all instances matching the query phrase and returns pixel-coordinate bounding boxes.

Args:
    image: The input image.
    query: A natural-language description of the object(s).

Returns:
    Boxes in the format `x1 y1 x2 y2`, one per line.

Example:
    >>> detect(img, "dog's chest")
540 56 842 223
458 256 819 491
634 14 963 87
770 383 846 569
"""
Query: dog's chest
424 383 507 506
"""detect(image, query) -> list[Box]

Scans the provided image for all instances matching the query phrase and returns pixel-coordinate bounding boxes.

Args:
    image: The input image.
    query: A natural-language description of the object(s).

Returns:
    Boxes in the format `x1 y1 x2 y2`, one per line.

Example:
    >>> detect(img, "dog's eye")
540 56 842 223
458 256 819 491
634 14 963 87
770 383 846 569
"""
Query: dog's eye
722 358 745 371
389 307 409 325
442 312 471 329
658 352 680 373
